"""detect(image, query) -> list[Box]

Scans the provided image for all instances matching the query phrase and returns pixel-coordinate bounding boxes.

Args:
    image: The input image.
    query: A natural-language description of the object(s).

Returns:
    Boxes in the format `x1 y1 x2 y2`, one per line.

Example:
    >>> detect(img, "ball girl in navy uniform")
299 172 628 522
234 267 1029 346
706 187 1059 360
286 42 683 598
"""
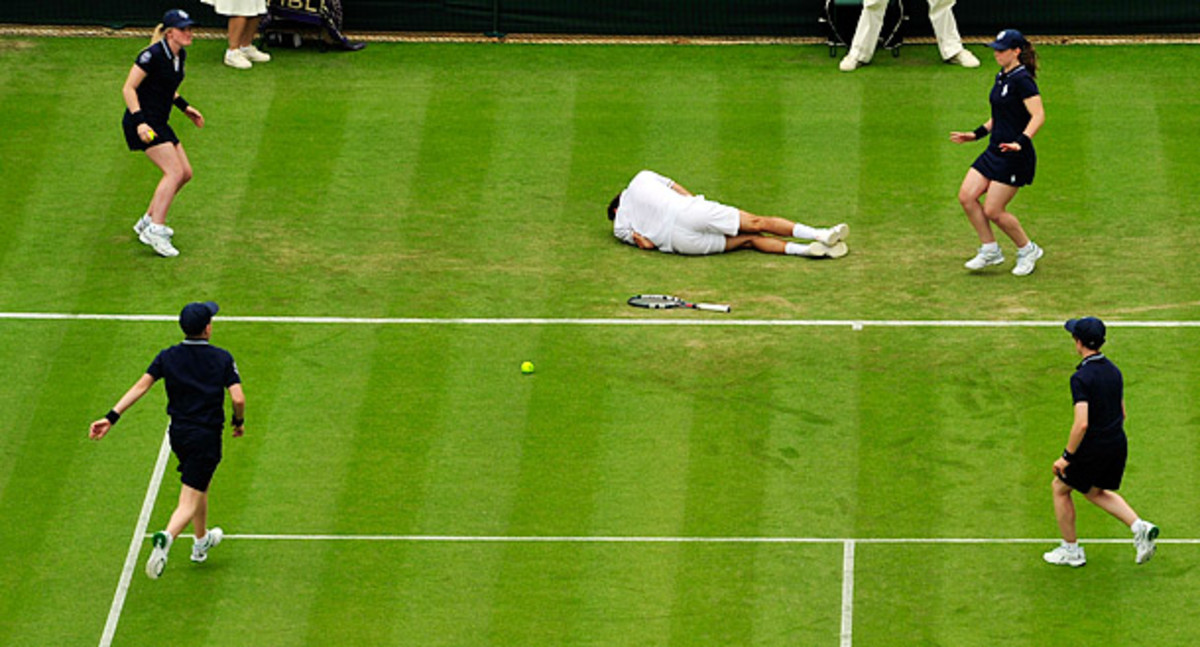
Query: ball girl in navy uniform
121 9 205 258
950 29 1045 277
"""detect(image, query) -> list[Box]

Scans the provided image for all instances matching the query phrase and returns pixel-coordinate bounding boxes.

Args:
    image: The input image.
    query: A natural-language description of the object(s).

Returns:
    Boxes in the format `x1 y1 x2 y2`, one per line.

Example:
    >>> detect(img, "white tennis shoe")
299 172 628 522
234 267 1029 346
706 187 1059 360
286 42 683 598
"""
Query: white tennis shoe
133 215 172 237
1133 520 1159 564
964 246 1004 270
1012 242 1044 276
139 223 179 257
839 54 864 72
1042 542 1086 567
240 45 272 63
947 49 981 68
146 531 172 579
224 48 252 69
806 241 848 259
818 223 850 246
191 527 224 563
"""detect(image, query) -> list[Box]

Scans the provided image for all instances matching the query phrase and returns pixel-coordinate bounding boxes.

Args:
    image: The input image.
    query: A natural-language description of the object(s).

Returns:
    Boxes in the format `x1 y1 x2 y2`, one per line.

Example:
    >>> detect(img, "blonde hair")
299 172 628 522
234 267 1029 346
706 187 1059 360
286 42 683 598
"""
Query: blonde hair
150 23 165 44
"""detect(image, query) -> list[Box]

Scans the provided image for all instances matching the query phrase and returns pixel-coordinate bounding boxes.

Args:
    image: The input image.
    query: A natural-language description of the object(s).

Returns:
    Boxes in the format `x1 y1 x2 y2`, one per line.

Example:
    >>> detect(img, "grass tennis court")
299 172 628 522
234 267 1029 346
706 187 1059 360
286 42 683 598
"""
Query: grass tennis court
1 37 1198 646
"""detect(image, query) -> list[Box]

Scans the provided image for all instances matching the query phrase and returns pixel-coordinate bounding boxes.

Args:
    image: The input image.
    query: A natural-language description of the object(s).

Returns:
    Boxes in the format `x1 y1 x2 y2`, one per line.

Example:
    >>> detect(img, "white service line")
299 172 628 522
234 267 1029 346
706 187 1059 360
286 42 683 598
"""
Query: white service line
99 429 172 647
183 533 1200 544
841 540 856 647
3 311 1200 328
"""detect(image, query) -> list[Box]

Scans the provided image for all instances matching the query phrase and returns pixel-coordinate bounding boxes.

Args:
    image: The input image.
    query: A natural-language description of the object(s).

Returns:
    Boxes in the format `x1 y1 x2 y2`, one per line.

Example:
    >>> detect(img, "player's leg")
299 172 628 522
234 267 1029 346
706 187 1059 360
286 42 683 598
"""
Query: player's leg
736 211 846 244
980 183 1031 248
224 16 253 69
1043 477 1087 566
146 484 204 578
725 234 845 258
983 182 1043 275
1083 487 1137 526
957 168 993 243
166 484 206 537
927 0 970 61
842 0 888 69
1051 478 1078 543
143 144 187 225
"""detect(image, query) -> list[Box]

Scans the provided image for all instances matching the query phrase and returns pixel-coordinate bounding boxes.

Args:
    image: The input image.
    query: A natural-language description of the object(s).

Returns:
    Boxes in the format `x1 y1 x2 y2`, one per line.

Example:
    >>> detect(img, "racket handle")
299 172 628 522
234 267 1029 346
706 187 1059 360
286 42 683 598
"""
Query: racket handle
695 303 731 313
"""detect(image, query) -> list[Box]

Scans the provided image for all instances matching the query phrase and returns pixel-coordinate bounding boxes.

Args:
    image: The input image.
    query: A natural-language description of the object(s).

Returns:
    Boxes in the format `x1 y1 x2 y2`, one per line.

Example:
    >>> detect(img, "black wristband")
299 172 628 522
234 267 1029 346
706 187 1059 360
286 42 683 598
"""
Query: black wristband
173 96 190 112
1061 448 1074 462
131 110 146 126
231 415 244 427
105 409 121 424
972 126 989 141
1016 133 1032 148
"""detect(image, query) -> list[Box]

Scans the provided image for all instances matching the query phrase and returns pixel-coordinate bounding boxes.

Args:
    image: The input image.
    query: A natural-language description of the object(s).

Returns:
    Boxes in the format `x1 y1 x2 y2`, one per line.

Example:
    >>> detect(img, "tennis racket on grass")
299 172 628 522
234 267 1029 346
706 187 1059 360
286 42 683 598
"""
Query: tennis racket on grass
627 294 731 313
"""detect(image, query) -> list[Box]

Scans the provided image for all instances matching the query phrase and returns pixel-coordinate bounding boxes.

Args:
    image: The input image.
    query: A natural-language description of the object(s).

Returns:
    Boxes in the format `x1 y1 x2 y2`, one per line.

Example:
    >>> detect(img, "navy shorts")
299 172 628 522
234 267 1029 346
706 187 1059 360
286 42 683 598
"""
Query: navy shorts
122 113 178 152
1059 436 1127 493
971 147 1036 188
169 425 223 492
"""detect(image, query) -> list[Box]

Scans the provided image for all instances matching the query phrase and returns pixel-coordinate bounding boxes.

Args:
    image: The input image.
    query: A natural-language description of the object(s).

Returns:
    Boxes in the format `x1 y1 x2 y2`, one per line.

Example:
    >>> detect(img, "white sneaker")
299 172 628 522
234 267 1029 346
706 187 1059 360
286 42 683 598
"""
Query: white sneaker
146 531 172 579
191 527 224 563
948 49 981 68
818 223 850 246
240 45 272 63
224 48 252 69
1042 542 1086 567
133 215 173 237
1134 521 1159 564
839 54 864 72
139 223 179 257
805 241 849 259
1012 242 1043 276
964 246 1004 270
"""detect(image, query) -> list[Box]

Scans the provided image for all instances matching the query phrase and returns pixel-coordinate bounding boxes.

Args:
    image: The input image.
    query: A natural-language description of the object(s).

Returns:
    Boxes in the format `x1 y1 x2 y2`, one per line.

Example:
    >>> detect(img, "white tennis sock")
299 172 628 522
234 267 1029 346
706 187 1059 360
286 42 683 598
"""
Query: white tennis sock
784 242 810 256
792 223 820 240
981 242 1000 253
1064 541 1079 550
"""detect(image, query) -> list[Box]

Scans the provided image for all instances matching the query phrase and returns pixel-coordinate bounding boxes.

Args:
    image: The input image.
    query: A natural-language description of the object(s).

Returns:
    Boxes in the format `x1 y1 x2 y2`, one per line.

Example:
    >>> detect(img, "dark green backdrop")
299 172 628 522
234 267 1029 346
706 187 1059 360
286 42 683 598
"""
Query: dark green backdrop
6 1 1199 36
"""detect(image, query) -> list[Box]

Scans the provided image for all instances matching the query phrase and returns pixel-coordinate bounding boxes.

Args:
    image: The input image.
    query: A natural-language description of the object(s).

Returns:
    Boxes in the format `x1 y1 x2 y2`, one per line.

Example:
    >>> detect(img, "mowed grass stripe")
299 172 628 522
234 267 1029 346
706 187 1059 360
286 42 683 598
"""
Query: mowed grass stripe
0 324 167 644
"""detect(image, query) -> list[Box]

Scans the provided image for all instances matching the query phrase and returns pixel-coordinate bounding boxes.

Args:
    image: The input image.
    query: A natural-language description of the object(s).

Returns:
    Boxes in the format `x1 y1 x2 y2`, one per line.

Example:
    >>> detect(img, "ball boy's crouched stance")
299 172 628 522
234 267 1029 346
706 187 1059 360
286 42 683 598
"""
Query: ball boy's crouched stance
89 301 245 579
1043 317 1158 568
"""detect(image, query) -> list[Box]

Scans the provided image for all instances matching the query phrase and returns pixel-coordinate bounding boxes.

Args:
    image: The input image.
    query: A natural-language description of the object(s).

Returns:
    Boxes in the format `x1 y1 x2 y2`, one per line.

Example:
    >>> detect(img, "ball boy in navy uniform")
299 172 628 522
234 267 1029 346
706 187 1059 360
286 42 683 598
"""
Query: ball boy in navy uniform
950 29 1045 276
121 9 206 257
89 301 245 579
1043 317 1159 567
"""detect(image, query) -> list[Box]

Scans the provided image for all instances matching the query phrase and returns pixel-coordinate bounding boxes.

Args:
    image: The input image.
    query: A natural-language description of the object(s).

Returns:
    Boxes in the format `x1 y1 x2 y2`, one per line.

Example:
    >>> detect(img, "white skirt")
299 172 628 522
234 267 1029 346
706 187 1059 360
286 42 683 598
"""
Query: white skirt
201 0 267 17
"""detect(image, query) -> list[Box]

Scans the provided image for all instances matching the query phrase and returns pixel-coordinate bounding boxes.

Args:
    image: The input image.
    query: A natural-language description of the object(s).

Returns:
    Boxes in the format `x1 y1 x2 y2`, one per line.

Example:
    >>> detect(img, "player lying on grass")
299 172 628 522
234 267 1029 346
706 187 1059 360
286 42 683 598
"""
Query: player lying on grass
608 170 849 258
89 301 245 579
1043 317 1158 568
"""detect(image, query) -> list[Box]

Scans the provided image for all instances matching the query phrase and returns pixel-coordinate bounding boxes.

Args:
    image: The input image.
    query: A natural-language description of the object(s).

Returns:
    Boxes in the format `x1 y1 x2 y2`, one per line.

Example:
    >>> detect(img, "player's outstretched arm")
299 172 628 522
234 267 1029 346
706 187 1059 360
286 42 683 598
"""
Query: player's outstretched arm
88 374 156 440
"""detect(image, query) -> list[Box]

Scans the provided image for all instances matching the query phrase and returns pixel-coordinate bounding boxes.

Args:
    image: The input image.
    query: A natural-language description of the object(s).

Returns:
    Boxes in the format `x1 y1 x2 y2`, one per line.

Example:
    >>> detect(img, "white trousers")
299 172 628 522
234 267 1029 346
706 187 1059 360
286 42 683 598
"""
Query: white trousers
848 0 964 63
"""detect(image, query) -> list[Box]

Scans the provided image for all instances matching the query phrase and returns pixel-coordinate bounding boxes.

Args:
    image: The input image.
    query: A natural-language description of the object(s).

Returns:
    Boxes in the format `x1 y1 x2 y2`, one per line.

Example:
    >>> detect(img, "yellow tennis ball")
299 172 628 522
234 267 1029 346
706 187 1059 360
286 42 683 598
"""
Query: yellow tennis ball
521 361 535 374
146 128 157 141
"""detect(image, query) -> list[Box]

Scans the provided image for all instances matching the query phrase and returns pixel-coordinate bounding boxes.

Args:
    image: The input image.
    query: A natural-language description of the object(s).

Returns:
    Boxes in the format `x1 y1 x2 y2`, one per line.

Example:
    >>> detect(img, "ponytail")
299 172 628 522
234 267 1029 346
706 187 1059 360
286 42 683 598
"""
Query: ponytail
150 24 165 45
1019 41 1039 78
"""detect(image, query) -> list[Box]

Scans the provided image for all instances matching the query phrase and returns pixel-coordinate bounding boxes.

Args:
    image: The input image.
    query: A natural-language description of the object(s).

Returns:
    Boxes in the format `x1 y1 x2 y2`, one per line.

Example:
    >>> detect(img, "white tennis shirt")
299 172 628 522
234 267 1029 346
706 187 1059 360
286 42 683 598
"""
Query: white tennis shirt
612 170 689 253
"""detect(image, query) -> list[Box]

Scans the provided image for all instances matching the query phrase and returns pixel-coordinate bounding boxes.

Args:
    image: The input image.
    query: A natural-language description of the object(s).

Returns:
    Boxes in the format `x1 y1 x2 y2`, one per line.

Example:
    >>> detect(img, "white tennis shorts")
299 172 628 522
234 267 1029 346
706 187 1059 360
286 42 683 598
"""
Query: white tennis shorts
669 197 740 255
201 0 267 17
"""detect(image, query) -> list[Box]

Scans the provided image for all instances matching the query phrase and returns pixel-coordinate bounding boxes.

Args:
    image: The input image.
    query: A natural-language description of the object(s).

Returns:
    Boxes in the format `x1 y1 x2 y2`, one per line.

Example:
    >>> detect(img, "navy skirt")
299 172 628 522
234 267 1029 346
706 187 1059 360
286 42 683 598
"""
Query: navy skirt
971 146 1036 187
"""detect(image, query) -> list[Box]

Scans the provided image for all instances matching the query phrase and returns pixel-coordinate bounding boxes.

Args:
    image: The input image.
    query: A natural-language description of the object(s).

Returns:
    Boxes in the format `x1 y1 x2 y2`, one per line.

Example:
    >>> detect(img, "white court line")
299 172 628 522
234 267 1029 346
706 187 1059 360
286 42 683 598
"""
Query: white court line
99 429 172 647
3 311 1200 328
841 540 855 647
169 533 1200 544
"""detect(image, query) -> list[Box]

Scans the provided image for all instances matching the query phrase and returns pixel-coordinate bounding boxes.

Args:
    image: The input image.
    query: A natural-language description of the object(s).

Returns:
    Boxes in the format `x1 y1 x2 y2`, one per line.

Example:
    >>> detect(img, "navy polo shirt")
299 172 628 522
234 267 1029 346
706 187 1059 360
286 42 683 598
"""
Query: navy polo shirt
147 339 240 430
128 40 186 124
1069 353 1125 454
988 65 1039 151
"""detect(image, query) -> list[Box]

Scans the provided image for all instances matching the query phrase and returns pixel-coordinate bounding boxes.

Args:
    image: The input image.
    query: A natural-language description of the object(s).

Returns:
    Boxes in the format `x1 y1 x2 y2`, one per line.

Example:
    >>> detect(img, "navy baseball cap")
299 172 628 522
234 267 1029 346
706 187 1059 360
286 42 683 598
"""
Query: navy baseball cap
988 29 1027 51
1065 316 1106 348
162 9 197 30
180 301 219 336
